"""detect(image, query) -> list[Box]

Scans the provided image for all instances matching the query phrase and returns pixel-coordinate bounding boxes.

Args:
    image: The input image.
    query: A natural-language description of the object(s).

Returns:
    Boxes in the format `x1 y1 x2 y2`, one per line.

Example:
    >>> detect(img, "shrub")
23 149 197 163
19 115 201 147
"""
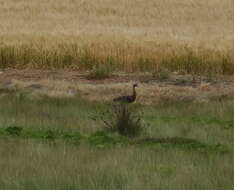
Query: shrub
88 62 113 80
100 104 146 138
152 67 170 81
5 126 23 136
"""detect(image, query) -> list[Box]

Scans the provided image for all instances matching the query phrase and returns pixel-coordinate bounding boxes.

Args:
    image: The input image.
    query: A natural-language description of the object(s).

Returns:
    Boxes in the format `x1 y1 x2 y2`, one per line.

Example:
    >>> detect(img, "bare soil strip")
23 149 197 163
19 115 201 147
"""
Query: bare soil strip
0 69 234 104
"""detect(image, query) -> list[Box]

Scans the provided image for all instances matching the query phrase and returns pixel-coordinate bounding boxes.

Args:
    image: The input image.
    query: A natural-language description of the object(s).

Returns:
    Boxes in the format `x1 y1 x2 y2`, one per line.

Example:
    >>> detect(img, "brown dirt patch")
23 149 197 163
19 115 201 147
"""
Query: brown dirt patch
0 69 234 104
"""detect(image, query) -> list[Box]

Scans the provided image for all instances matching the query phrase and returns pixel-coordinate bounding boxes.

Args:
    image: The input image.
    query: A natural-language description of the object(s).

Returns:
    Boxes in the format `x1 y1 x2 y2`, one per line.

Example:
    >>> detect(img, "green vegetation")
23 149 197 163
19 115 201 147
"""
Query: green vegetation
0 93 234 189
0 126 229 154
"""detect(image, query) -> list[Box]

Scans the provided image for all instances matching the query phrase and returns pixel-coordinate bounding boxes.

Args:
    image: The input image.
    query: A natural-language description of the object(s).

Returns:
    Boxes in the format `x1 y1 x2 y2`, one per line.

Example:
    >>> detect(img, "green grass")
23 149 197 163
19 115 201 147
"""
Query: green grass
0 139 233 190
0 94 234 189
1 94 233 143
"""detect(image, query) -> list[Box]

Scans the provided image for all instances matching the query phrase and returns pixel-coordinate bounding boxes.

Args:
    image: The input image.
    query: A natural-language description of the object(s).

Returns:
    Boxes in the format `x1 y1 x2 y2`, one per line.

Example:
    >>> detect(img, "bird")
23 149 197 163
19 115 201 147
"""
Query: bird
113 84 138 103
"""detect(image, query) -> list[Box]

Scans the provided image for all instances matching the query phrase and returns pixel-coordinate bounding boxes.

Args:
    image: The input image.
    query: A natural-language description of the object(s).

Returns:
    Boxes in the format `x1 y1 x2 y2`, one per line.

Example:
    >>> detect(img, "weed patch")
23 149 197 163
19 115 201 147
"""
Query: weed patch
88 131 117 147
5 126 23 136
100 104 147 138
0 126 229 153
152 68 170 81
88 63 113 80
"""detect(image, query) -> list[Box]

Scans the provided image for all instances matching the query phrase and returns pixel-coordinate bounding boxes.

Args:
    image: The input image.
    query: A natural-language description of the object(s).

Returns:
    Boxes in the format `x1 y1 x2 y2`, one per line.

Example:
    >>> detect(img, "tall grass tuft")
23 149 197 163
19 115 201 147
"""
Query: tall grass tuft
100 104 146 138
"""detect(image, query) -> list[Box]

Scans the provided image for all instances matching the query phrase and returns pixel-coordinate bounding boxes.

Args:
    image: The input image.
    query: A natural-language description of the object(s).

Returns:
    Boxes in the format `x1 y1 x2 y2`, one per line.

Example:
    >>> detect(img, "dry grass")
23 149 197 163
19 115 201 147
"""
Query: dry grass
0 0 234 73
1 71 234 104
1 0 234 47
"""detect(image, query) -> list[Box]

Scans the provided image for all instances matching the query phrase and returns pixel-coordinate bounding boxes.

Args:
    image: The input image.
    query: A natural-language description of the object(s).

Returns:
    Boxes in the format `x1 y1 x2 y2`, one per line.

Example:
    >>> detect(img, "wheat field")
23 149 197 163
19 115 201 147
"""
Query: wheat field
0 0 234 72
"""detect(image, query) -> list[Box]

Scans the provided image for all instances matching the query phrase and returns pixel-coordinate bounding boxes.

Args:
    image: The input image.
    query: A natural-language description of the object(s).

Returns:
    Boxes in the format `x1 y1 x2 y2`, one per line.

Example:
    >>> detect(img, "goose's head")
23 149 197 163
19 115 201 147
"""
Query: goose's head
133 84 138 88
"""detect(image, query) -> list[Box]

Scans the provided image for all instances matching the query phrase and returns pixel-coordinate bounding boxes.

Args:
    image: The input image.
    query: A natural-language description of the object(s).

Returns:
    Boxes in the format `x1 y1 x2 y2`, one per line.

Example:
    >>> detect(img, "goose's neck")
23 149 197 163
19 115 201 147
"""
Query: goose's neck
132 86 136 97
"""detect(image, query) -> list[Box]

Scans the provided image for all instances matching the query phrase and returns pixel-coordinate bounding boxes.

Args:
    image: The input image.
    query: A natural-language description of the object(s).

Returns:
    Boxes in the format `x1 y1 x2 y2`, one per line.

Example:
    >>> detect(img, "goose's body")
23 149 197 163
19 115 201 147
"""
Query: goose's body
113 84 138 103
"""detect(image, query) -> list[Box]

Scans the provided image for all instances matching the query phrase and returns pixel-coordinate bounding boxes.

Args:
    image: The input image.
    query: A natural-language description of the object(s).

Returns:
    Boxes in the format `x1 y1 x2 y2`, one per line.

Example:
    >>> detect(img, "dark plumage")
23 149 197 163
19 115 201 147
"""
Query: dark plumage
113 84 138 103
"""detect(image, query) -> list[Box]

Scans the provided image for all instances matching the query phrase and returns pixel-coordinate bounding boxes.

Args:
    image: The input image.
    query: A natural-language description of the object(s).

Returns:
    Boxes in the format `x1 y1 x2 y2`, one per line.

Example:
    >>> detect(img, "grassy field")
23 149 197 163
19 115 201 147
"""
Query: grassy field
0 0 234 73
1 0 234 188
0 93 234 189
